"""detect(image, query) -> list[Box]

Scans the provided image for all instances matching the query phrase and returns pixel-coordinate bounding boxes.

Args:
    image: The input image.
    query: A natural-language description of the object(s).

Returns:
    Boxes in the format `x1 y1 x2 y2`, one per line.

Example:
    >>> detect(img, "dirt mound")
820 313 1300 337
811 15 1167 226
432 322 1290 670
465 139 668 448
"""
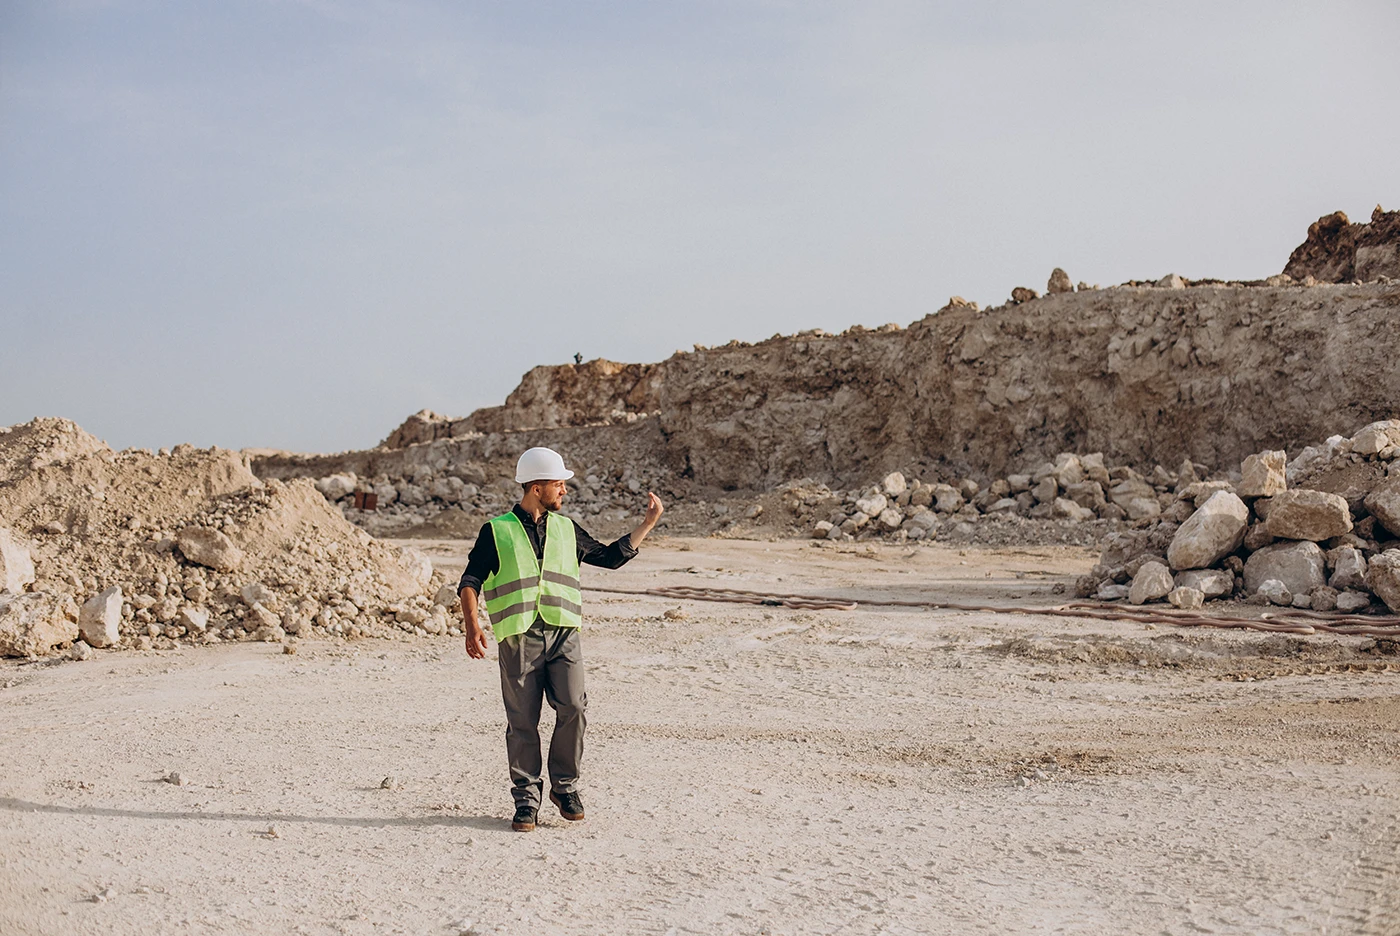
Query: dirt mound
0 418 448 658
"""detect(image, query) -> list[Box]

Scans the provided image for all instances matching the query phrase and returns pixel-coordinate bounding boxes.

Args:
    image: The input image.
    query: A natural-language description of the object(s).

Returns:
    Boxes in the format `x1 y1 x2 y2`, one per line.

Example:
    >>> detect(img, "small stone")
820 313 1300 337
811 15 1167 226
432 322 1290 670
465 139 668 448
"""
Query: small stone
881 472 907 496
1128 561 1173 605
1336 591 1373 613
1310 586 1338 612
1263 489 1353 541
69 639 93 661
1157 273 1186 289
1175 568 1234 598
1167 586 1204 610
165 771 188 786
1291 592 1313 609
175 526 244 572
1011 286 1039 303
1032 476 1058 505
240 582 275 607
1257 579 1292 606
662 607 688 621
78 586 123 648
1047 268 1073 294
877 508 904 531
812 520 834 538
380 776 400 790
1238 451 1287 498
1096 582 1130 601
175 606 209 635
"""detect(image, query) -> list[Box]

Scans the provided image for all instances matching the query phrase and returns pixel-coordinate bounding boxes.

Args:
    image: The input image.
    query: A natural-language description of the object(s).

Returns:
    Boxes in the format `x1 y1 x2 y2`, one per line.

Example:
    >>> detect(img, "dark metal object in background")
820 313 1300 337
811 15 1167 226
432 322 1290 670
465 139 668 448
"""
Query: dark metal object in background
352 491 378 511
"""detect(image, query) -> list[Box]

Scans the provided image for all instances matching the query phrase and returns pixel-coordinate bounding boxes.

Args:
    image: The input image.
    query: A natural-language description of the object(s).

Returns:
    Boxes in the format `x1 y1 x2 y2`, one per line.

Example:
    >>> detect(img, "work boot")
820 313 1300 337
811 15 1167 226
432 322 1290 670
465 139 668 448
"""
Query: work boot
549 789 585 821
511 804 537 832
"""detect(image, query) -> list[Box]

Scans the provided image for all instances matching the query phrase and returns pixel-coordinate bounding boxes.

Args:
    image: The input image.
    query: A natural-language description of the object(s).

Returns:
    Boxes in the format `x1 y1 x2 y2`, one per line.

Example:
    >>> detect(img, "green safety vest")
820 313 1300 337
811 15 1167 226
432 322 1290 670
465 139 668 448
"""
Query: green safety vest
481 511 583 641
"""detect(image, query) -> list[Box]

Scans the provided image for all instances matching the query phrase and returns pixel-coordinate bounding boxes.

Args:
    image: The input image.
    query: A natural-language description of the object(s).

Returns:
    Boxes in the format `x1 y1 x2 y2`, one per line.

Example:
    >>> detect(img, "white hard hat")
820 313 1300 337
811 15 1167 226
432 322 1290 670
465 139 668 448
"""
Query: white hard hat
515 447 575 484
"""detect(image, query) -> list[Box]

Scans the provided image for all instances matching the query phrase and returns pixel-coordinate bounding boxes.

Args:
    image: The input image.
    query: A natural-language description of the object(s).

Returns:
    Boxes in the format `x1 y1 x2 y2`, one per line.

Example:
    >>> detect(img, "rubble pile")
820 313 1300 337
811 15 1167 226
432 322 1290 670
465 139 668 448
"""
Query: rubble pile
0 418 452 659
788 449 1205 546
309 456 672 540
1076 420 1400 613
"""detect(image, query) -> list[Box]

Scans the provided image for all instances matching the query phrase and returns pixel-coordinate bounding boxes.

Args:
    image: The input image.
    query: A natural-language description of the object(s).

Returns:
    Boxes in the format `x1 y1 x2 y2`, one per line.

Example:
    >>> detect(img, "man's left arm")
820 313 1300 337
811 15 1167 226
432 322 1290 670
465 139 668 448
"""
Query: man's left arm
574 492 665 568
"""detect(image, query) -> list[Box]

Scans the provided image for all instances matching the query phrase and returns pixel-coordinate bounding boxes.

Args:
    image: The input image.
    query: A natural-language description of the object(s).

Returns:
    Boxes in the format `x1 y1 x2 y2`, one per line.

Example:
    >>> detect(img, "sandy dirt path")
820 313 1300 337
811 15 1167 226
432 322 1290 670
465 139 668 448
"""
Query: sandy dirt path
2 537 1398 935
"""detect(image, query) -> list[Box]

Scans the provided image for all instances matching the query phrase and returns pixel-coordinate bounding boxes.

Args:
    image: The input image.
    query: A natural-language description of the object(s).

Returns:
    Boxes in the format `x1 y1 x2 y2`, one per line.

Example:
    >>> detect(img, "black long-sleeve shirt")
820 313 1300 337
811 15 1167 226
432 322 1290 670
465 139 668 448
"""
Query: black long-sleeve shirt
457 504 638 597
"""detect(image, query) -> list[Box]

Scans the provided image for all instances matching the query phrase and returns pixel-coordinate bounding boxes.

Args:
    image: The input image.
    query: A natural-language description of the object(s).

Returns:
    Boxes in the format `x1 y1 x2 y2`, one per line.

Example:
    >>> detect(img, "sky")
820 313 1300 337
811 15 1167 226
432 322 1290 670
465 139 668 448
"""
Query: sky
3 1 1398 453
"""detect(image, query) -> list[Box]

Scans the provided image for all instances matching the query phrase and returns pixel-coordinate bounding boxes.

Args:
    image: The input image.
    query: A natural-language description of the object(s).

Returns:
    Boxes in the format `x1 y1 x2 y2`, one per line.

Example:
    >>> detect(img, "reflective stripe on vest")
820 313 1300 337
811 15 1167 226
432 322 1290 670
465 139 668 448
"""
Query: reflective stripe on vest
481 511 582 641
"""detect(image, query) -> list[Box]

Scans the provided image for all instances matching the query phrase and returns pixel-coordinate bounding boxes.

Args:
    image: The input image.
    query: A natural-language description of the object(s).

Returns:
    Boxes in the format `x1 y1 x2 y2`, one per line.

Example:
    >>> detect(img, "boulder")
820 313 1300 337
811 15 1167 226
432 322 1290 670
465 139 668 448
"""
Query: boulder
399 547 434 588
175 526 244 573
881 472 907 497
1263 489 1353 541
1053 498 1096 522
931 486 963 514
1243 541 1326 597
1175 568 1234 598
1366 550 1400 613
902 509 940 536
855 493 888 517
1167 491 1249 570
1350 420 1400 456
1363 477 1400 537
1328 546 1368 590
315 473 357 501
0 526 36 594
1168 586 1204 610
1238 450 1287 498
78 586 123 648
1096 583 1130 601
1128 561 1173 605
1064 481 1106 511
176 606 209 635
1033 476 1059 505
877 508 904 531
1257 579 1292 606
1181 481 1234 508
1047 268 1073 294
0 592 78 657
1011 286 1039 303
812 520 834 539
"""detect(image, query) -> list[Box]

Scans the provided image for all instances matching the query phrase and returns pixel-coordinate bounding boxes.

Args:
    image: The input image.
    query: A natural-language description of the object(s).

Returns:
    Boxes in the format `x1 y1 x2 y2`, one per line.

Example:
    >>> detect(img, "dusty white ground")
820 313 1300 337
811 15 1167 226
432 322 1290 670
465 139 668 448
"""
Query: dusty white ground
2 536 1398 936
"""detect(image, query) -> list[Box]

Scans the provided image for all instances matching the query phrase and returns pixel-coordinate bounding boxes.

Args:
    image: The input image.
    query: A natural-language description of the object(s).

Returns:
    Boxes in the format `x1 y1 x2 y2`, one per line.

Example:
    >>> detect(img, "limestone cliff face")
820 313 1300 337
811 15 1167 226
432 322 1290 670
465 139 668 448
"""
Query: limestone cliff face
347 282 1400 494
650 283 1400 488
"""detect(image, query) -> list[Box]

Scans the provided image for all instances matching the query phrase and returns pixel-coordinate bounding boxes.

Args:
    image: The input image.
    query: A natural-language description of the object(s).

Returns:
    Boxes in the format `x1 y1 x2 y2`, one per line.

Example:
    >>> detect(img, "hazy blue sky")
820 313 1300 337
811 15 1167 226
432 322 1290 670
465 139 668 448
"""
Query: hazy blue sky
4 1 1398 452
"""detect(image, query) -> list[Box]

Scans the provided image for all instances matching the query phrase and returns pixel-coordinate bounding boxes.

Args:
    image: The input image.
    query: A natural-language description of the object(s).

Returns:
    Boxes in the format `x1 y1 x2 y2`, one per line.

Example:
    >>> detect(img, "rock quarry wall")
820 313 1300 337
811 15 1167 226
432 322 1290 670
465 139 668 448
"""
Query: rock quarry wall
294 279 1400 497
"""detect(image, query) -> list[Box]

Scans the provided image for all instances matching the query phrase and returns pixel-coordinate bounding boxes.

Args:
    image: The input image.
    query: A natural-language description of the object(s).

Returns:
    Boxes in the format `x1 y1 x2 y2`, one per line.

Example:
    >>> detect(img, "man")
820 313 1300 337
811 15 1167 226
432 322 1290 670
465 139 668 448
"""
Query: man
458 446 664 832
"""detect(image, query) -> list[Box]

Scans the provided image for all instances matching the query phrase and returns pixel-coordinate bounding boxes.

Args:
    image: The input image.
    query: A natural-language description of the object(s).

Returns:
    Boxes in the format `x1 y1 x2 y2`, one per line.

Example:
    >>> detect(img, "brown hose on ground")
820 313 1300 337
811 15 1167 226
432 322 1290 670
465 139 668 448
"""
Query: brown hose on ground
585 585 1400 637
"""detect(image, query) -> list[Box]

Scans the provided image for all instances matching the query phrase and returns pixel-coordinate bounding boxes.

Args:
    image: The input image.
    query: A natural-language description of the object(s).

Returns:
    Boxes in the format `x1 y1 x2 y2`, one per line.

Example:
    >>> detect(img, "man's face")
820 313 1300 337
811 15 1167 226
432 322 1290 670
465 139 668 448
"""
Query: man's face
536 479 567 511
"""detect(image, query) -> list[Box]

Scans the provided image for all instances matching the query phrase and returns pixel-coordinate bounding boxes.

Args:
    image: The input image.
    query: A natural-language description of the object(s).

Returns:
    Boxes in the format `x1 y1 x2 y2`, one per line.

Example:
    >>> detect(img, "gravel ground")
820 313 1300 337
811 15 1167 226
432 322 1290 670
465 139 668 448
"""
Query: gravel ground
2 537 1397 935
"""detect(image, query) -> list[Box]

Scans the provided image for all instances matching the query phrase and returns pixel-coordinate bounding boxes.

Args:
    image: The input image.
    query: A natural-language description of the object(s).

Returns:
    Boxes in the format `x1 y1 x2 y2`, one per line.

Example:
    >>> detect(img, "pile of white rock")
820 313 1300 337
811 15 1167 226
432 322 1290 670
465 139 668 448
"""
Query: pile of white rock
1077 420 1400 613
313 463 663 535
804 451 1207 544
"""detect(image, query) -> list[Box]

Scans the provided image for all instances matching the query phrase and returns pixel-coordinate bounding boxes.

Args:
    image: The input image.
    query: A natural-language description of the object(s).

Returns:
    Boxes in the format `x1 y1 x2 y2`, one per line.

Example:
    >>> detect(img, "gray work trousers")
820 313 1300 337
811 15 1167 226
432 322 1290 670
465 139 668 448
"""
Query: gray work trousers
497 618 587 809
